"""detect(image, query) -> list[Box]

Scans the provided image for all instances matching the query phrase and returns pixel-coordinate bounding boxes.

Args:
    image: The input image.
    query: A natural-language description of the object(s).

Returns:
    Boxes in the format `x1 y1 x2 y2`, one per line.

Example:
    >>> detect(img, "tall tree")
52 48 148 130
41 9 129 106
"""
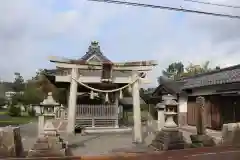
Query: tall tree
22 80 44 105
182 61 212 77
159 62 184 83
35 70 67 104
36 71 55 96
158 61 219 83
13 72 25 92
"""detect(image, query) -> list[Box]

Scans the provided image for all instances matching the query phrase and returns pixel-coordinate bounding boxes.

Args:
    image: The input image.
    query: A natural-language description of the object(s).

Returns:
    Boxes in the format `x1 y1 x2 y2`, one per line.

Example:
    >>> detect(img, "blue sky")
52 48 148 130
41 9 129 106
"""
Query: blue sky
1 0 240 86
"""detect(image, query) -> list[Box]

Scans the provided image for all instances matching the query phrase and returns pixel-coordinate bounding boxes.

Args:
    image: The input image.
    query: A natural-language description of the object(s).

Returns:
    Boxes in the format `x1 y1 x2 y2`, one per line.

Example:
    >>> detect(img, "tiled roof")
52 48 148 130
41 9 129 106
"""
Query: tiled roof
153 64 240 95
49 42 157 66
152 76 183 96
181 64 240 89
80 41 111 62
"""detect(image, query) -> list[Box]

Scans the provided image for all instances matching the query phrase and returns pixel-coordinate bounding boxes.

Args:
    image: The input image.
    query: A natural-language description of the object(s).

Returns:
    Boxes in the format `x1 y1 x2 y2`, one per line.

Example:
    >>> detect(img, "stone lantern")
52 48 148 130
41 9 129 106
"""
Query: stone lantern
151 94 185 150
40 92 59 116
162 94 178 131
155 102 165 131
28 93 70 157
38 92 60 135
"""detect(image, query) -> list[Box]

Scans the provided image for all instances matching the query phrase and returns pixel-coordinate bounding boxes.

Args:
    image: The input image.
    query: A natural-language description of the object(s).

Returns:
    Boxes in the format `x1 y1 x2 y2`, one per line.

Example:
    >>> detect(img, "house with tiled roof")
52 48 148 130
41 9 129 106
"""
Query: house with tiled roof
153 64 240 130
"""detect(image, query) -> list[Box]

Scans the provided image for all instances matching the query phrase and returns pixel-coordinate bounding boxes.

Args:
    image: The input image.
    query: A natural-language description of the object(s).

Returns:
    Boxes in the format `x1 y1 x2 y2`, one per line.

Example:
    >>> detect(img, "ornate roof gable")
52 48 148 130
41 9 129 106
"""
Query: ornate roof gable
81 41 111 63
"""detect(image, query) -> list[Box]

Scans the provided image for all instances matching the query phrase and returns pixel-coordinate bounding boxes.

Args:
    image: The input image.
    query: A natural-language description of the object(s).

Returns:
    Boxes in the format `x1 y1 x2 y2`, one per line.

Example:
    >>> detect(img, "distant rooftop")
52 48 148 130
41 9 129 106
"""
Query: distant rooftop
180 64 240 89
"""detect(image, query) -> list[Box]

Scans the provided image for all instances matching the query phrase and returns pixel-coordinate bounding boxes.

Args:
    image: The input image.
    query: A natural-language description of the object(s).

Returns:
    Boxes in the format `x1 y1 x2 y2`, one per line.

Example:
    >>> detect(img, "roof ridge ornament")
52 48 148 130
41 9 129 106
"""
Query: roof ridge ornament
87 41 102 55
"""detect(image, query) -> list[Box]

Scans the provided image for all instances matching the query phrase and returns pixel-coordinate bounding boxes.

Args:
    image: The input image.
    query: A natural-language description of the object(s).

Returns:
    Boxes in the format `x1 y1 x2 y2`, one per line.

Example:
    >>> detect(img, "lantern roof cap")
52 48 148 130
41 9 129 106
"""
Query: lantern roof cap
155 103 165 109
40 92 59 106
162 94 178 106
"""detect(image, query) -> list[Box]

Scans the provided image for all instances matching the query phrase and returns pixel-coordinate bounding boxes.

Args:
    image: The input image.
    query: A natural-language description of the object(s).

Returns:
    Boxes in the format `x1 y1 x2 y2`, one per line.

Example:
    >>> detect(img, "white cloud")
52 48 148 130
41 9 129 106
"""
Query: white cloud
0 0 240 87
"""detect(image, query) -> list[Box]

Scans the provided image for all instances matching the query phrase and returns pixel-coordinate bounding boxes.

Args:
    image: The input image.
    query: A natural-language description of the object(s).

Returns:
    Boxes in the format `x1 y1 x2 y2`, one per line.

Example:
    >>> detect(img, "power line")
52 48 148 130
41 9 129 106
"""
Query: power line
184 0 240 9
87 0 240 19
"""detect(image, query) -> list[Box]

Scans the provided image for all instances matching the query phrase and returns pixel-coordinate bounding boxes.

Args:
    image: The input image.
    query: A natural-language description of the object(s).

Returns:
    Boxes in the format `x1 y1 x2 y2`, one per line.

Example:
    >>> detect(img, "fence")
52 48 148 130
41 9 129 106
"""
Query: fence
75 104 118 127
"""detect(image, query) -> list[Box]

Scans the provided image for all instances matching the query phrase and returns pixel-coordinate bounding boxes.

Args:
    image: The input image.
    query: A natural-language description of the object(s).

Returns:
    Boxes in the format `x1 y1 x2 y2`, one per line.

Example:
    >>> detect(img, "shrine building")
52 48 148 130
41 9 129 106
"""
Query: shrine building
45 41 157 143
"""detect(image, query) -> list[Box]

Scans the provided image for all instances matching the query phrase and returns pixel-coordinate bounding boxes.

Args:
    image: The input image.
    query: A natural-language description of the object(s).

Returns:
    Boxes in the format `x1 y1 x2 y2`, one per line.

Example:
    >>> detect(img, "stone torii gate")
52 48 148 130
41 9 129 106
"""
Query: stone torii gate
48 43 157 143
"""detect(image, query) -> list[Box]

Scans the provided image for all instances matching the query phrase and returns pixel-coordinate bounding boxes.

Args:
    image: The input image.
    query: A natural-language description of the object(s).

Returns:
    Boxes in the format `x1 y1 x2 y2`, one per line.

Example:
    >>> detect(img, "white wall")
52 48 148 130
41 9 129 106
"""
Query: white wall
34 106 41 115
178 95 188 113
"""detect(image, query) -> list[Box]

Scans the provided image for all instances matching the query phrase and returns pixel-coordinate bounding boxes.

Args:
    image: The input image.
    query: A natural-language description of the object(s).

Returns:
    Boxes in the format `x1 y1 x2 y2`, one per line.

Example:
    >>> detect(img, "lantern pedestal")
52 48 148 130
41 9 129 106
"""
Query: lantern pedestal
151 94 185 150
151 112 185 150
151 130 185 150
38 116 45 136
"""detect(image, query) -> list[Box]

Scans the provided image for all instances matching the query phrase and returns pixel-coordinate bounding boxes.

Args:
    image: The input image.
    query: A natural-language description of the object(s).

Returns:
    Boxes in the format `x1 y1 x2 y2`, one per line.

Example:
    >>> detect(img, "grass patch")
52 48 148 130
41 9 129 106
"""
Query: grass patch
0 111 7 115
0 116 37 126
0 111 37 126
0 116 37 125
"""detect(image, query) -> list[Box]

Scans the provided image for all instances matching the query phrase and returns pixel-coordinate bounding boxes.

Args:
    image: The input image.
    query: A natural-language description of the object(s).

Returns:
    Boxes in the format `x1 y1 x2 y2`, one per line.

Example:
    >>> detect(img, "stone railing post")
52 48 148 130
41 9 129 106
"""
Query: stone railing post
38 115 45 136
155 103 166 131
196 96 206 135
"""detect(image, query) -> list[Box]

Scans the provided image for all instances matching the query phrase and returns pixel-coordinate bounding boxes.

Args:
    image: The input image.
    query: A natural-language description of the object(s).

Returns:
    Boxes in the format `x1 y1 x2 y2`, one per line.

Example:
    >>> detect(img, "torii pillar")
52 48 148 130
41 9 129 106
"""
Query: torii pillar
67 68 78 134
132 72 142 143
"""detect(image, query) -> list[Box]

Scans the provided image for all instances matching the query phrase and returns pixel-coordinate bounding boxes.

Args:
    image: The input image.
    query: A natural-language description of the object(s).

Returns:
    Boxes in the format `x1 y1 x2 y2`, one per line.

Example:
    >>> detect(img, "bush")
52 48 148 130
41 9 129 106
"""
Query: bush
28 107 36 117
8 104 21 117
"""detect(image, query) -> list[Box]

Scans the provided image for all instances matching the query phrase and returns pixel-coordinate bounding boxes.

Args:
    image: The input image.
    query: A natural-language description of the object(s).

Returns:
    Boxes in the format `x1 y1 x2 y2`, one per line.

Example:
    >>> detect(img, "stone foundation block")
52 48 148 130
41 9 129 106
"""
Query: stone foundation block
221 123 240 146
151 130 185 150
28 130 69 157
0 126 23 157
190 134 216 147
28 149 66 157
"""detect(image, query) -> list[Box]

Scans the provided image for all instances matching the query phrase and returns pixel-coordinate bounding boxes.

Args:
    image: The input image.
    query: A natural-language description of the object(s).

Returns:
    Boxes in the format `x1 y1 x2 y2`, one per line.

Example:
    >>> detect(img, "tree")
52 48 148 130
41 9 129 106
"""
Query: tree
158 62 184 83
158 61 220 83
34 69 67 104
13 72 25 92
181 61 212 77
11 93 24 105
36 71 55 96
0 97 6 106
22 80 44 105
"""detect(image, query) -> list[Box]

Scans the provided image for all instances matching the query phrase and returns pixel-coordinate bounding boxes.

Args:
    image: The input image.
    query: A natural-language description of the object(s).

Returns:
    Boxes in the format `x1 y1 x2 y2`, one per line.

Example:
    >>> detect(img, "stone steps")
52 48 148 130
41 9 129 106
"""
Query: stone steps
27 129 70 157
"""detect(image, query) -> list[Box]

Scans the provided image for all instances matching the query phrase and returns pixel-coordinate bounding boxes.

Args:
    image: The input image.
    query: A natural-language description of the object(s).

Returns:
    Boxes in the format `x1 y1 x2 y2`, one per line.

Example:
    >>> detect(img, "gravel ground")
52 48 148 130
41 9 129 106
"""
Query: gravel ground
19 122 220 156
19 122 154 156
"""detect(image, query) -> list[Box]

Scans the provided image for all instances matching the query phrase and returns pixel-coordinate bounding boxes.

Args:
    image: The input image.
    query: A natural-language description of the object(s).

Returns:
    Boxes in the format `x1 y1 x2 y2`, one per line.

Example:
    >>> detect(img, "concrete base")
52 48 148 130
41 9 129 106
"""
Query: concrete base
84 127 132 134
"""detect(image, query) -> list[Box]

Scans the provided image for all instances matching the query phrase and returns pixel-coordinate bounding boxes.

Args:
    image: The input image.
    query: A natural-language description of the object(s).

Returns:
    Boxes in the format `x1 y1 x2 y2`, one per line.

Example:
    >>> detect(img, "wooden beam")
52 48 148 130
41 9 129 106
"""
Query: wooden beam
54 62 155 71
55 75 151 84
49 56 158 67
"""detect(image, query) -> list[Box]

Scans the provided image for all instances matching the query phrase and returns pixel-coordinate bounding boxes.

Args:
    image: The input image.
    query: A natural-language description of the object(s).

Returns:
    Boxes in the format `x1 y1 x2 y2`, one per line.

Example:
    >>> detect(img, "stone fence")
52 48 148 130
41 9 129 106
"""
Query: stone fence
0 126 24 157
3 145 240 160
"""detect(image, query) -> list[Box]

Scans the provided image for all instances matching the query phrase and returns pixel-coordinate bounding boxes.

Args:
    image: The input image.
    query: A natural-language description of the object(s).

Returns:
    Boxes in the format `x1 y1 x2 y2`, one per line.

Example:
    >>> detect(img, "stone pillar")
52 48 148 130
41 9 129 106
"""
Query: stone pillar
60 105 66 119
38 115 45 136
178 95 188 126
92 118 95 128
115 92 119 128
155 103 165 131
67 68 78 134
132 72 142 143
196 96 206 135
